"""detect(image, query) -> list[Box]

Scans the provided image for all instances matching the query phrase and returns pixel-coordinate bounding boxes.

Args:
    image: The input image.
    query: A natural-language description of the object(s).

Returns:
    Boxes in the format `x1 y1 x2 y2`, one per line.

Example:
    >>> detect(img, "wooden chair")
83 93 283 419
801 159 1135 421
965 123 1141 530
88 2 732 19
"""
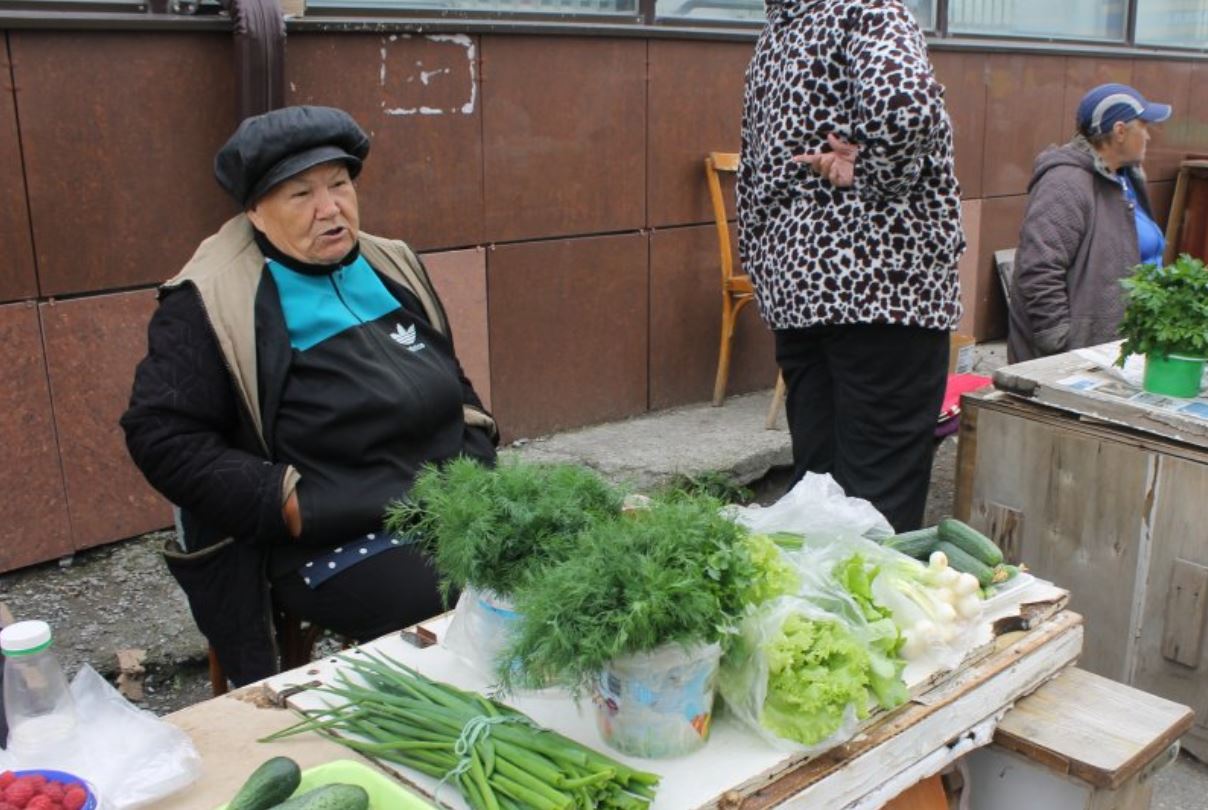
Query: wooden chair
705 151 757 407
705 151 786 429
207 607 325 696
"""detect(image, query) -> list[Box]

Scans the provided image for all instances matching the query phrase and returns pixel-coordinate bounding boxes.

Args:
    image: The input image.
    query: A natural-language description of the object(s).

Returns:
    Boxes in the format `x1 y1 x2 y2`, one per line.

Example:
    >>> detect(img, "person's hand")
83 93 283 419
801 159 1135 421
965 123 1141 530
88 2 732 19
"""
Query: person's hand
283 491 302 538
793 133 859 188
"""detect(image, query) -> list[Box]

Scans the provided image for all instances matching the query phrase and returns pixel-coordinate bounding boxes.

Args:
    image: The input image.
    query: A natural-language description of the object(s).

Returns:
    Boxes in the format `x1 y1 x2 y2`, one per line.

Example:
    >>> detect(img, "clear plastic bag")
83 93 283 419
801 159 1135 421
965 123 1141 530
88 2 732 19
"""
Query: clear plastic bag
442 587 522 680
789 534 984 674
0 664 200 809
723 472 894 541
593 641 722 759
718 595 876 754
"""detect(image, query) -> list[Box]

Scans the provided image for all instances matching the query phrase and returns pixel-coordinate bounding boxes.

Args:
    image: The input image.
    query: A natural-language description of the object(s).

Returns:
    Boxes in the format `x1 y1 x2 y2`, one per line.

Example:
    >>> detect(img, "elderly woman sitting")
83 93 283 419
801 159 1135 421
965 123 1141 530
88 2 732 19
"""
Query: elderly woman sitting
122 106 497 686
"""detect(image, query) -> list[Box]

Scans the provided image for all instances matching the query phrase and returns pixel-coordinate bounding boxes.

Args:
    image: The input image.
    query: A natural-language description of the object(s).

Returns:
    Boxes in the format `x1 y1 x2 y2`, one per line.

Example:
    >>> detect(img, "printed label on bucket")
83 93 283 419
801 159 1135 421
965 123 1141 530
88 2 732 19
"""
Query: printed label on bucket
592 643 720 758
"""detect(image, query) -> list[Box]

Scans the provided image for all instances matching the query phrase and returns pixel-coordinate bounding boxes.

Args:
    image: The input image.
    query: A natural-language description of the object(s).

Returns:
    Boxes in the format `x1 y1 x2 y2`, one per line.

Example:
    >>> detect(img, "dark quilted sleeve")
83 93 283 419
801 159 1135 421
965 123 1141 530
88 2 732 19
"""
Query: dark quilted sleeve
120 286 292 545
846 2 951 201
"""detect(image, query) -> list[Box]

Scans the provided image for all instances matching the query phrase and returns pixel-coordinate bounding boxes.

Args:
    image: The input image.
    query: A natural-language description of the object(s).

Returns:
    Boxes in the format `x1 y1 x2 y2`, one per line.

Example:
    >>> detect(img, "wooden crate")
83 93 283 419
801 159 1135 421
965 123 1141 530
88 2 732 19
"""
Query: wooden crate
956 388 1208 761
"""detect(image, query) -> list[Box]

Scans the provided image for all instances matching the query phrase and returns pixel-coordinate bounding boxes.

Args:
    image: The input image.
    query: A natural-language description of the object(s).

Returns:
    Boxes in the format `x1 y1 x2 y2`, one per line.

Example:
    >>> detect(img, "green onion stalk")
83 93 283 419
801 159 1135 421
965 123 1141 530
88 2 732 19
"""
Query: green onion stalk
261 651 660 810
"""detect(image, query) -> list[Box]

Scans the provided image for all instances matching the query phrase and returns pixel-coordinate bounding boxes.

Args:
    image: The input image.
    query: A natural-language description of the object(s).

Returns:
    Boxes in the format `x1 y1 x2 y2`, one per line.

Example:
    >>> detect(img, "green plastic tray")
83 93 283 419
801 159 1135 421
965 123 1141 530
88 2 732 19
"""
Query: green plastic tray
216 758 436 810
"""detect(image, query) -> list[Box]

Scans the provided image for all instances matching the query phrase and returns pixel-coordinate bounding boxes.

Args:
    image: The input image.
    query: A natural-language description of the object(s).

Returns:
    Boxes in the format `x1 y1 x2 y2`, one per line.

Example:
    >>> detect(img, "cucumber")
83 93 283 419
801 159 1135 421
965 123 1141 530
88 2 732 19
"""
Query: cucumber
935 541 996 587
937 518 1004 566
272 784 370 810
228 756 302 810
883 527 940 559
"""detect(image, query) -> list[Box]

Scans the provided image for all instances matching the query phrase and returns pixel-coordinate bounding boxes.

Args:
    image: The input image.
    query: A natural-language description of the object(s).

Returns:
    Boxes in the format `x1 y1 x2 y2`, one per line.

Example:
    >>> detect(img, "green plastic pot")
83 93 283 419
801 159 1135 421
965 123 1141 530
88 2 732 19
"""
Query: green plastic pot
1143 352 1206 398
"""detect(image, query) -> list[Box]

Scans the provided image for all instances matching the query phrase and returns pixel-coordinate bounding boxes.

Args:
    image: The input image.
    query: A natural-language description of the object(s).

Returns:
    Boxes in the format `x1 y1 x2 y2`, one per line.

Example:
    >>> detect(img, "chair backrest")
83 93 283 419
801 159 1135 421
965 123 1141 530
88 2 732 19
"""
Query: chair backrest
705 151 740 283
994 248 1017 313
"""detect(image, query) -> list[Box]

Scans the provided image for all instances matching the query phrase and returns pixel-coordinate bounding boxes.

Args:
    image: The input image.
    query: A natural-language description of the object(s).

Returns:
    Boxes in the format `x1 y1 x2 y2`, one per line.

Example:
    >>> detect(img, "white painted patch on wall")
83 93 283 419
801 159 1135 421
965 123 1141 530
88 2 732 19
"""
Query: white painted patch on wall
378 33 478 117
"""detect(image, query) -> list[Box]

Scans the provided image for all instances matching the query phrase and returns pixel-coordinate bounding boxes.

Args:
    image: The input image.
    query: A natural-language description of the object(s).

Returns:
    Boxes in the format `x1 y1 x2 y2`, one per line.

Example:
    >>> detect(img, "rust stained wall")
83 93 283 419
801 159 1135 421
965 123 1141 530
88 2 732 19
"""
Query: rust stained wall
287 33 484 252
0 37 36 304
481 36 646 243
4 29 1208 569
11 32 237 296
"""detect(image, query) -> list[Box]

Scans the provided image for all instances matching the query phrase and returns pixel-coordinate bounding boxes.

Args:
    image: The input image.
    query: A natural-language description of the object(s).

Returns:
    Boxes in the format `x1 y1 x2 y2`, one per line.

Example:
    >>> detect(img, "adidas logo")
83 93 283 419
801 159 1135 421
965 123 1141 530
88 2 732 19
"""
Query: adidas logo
390 323 426 353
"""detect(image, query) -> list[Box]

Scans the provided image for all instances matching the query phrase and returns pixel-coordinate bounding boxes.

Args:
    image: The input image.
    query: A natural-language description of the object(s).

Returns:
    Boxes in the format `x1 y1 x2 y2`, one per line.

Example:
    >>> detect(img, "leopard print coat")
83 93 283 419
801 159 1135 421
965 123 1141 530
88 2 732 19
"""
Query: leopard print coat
737 0 964 331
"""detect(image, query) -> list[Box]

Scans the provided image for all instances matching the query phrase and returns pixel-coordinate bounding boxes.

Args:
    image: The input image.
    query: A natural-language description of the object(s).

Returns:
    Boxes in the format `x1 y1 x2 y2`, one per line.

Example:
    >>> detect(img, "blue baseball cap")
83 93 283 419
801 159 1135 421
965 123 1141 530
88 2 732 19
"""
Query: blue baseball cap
1077 83 1171 136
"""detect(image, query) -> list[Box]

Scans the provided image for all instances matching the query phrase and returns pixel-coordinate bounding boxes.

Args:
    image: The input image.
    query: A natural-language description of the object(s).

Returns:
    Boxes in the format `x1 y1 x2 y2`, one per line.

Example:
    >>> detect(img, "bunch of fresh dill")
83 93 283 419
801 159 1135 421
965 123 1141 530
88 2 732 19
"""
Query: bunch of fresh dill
385 457 625 600
498 492 757 696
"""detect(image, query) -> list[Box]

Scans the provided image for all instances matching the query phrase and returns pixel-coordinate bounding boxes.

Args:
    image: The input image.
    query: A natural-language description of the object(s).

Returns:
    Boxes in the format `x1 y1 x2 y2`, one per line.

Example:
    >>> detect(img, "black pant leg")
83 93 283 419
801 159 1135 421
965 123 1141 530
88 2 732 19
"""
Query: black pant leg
269 544 447 642
828 324 949 533
774 327 837 485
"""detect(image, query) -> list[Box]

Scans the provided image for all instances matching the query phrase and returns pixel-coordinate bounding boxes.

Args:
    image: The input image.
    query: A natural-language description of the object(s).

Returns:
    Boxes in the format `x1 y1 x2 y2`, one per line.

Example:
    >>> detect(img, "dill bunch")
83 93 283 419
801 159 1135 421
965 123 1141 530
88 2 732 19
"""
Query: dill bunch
385 457 624 599
499 492 757 696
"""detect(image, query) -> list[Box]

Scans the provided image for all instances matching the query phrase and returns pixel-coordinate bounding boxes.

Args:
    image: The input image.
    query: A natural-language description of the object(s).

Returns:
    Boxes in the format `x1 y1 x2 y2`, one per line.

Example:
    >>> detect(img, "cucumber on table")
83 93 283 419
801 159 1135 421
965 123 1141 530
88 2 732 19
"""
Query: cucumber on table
937 518 1004 566
228 756 302 810
883 526 940 559
935 540 996 588
273 784 370 810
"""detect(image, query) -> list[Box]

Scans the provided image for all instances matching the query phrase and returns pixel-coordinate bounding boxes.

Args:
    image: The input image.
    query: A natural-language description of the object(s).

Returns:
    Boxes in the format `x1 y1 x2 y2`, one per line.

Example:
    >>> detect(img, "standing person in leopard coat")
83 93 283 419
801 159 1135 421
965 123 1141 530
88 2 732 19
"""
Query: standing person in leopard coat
737 0 964 532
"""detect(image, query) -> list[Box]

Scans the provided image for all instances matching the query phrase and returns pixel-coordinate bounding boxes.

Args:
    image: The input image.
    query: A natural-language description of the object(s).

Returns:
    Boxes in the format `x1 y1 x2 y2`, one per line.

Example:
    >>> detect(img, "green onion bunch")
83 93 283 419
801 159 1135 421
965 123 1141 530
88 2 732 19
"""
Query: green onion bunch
262 651 659 810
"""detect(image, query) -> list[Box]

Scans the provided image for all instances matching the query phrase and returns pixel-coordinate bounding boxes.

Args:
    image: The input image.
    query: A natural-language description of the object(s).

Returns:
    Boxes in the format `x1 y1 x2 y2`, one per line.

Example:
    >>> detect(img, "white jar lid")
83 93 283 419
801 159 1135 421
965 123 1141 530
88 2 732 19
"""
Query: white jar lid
1 620 53 656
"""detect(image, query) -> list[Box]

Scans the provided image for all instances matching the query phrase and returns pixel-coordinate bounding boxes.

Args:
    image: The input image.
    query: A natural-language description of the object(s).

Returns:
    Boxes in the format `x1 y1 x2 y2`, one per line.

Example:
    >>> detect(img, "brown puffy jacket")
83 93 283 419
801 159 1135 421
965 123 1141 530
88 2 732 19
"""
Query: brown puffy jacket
1007 136 1153 363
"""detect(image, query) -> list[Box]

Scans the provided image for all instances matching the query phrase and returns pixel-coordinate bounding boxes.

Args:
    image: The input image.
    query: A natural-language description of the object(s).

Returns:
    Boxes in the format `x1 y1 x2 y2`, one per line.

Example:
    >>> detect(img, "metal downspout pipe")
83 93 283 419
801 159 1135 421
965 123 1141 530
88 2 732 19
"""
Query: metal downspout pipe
220 0 285 120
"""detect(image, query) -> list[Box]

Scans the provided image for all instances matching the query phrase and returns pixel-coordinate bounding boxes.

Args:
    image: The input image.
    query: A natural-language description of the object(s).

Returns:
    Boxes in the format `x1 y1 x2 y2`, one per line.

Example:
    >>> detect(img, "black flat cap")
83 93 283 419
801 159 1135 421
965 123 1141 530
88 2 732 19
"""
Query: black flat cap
214 106 371 206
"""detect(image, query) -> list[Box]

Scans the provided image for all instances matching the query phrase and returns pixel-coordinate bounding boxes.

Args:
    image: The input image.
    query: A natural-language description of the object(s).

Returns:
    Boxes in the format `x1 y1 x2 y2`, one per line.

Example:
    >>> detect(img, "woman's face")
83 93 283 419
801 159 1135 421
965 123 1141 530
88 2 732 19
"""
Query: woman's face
247 161 359 264
1116 119 1152 166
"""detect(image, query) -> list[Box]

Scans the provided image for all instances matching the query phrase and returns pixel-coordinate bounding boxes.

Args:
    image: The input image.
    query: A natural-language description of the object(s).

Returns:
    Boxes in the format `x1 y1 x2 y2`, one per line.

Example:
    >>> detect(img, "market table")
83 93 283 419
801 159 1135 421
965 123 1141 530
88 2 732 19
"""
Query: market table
152 578 1081 810
954 343 1208 761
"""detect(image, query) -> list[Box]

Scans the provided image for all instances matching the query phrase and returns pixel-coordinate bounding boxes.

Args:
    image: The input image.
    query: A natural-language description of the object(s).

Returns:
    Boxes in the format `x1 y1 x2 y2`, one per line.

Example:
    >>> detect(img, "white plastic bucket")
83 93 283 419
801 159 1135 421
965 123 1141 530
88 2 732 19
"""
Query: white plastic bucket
593 641 722 758
442 588 521 679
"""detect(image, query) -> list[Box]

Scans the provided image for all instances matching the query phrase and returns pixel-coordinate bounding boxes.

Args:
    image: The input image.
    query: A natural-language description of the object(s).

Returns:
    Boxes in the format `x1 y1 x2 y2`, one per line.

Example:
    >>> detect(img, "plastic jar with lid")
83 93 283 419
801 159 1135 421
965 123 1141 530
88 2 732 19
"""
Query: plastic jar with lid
1 620 78 754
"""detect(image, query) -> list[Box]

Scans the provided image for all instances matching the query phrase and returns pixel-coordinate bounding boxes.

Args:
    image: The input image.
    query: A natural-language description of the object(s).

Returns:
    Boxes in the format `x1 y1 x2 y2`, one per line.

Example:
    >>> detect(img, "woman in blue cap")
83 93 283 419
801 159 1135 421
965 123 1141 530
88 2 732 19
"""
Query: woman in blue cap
1008 83 1172 363
122 106 498 686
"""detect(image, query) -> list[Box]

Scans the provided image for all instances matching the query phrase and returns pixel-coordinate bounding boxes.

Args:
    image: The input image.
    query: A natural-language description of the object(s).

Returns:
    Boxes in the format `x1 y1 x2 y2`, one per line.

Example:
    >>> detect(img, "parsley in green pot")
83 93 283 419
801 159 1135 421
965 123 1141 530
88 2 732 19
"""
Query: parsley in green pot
1116 254 1208 398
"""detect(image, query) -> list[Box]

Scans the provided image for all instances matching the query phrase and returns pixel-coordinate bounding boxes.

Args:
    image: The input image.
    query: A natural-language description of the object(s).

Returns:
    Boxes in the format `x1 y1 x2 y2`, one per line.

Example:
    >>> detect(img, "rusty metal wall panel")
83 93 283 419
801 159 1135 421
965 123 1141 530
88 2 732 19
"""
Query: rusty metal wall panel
932 51 986 200
974 194 1028 340
0 37 35 305
40 291 171 551
1147 180 1174 230
1191 62 1208 147
488 233 647 442
0 302 71 570
982 54 1066 198
481 36 645 243
287 33 483 252
1131 59 1195 183
647 39 751 227
649 225 775 410
1062 57 1132 136
422 247 491 410
955 197 981 336
11 32 237 297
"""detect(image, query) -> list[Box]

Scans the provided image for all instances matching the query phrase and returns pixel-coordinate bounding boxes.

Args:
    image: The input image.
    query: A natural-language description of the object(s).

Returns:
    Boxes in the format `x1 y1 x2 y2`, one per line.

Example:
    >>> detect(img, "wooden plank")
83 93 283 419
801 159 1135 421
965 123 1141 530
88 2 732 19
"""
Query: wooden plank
993 667 1194 789
967 388 1208 467
1131 457 1208 752
148 688 374 810
727 612 1084 809
953 396 980 521
977 501 1023 564
1161 559 1208 667
969 408 1148 682
991 348 1208 449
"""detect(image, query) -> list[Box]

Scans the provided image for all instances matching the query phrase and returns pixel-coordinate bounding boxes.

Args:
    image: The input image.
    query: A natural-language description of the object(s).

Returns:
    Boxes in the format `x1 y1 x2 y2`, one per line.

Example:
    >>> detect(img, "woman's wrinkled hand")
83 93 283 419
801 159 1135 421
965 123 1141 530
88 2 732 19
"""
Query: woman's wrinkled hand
793 133 859 188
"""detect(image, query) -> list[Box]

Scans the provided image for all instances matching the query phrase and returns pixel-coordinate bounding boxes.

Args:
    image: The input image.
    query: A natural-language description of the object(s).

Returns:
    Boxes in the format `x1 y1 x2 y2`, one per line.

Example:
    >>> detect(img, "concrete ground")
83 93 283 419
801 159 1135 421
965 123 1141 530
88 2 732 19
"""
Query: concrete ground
1 340 1205 805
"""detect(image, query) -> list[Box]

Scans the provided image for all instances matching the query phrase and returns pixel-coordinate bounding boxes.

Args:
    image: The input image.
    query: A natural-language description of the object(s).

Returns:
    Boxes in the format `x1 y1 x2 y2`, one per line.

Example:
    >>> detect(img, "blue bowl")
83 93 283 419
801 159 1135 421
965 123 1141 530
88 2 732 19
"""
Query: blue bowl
12 769 98 810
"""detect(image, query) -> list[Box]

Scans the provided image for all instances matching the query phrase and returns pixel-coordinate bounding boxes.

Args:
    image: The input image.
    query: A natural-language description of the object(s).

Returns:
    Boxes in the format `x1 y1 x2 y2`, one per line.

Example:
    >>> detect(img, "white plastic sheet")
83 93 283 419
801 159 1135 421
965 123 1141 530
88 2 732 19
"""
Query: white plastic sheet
0 664 200 809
